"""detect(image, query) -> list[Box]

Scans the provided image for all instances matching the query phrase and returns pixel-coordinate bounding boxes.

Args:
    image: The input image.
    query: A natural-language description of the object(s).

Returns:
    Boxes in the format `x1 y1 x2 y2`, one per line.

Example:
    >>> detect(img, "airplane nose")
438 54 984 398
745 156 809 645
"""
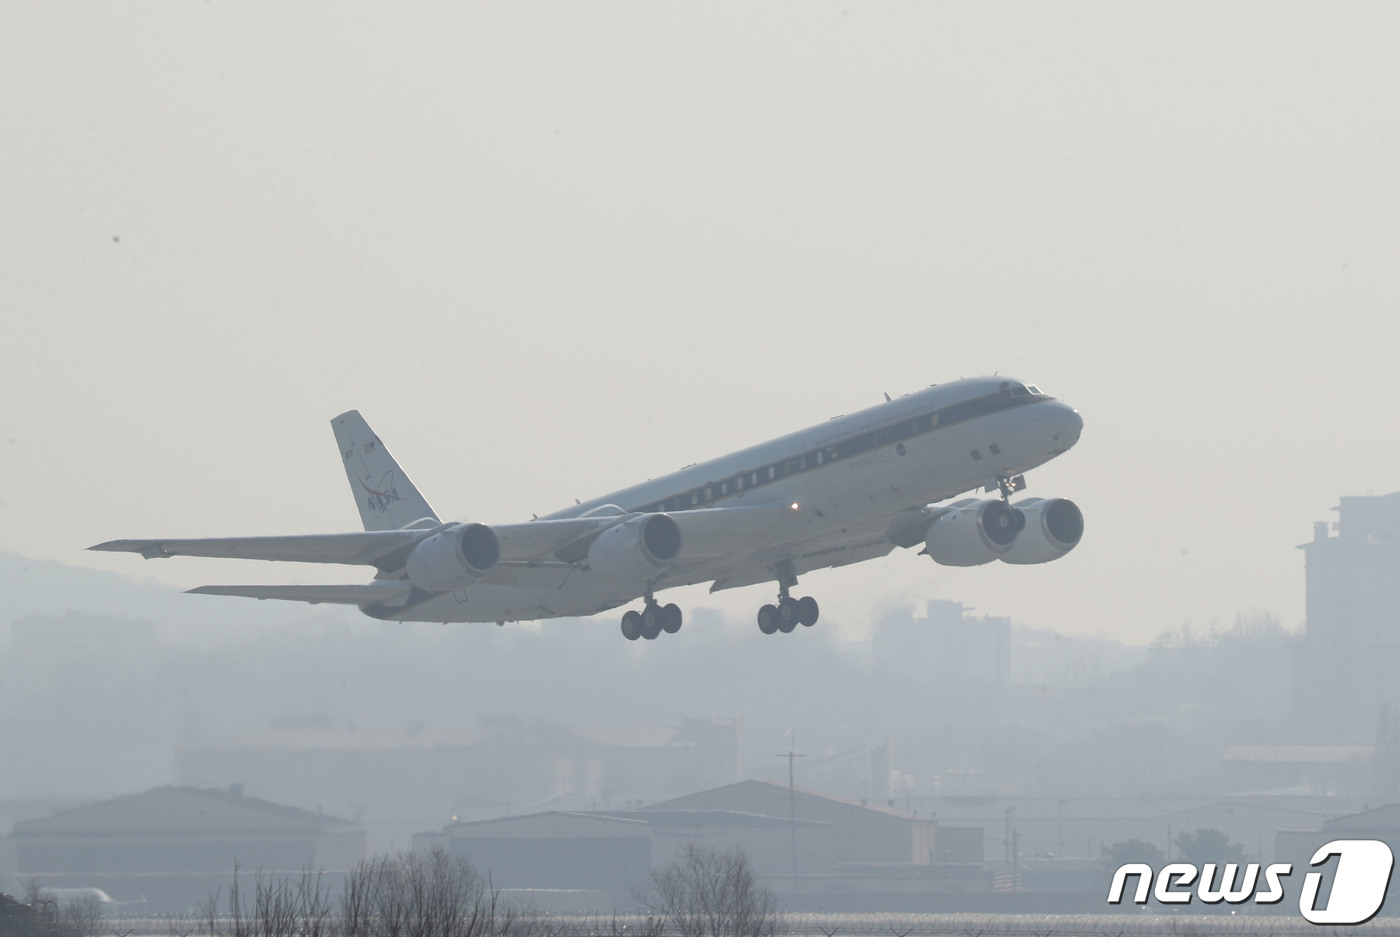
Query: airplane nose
1051 403 1083 448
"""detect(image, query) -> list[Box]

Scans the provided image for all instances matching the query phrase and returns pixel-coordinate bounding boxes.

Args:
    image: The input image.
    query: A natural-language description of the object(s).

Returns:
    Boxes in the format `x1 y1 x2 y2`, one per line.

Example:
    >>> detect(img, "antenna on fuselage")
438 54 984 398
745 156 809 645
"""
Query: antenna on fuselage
883 392 891 402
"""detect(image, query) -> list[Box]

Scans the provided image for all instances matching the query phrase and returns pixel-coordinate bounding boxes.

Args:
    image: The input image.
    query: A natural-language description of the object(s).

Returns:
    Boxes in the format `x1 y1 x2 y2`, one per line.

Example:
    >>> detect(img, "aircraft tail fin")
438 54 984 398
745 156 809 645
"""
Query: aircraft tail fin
331 411 439 531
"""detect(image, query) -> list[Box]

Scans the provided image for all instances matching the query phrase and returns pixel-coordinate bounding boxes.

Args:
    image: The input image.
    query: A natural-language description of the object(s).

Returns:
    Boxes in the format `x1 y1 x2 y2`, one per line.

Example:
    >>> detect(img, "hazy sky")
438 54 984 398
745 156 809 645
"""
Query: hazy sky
4 4 1398 643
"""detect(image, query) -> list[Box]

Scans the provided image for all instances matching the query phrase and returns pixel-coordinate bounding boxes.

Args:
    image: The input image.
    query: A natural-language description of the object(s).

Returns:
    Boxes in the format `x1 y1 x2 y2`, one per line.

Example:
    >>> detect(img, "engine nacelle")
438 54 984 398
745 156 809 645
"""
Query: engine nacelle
924 498 1024 567
588 513 682 579
405 523 501 592
999 497 1084 564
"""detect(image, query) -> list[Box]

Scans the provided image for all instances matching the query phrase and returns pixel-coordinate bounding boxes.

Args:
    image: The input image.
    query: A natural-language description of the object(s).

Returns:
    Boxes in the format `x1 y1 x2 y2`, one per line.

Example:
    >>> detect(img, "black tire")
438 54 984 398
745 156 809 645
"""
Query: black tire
758 604 779 635
621 611 642 641
641 605 663 640
662 603 683 634
777 598 799 633
797 595 819 627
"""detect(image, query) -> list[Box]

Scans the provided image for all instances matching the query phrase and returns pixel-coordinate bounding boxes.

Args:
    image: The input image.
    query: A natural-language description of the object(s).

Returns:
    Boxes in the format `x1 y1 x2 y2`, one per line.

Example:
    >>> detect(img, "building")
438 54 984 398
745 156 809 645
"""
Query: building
599 808 833 879
1 786 364 913
872 600 1011 687
438 812 651 893
414 806 832 911
647 779 939 866
177 715 741 849
1276 800 1400 917
1295 493 1400 741
411 779 989 912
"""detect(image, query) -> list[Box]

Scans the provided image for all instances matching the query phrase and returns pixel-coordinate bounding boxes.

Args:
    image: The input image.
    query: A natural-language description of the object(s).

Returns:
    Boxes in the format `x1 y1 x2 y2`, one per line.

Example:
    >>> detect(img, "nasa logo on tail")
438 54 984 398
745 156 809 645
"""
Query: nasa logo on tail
358 473 402 515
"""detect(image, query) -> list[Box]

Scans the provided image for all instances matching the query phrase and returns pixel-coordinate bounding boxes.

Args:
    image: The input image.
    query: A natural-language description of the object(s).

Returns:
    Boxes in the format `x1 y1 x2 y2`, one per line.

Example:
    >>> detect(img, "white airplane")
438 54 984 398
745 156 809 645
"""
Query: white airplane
91 377 1084 640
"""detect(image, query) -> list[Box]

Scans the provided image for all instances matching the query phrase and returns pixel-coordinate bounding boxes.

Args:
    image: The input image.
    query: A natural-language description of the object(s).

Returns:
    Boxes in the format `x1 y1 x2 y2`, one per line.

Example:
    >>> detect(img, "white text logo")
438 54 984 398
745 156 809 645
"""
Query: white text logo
1107 840 1394 925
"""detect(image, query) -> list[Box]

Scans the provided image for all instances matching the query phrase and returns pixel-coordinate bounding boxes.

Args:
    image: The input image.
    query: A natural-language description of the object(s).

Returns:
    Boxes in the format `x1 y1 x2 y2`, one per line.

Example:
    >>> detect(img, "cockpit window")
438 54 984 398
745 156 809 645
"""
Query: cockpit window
1012 385 1029 396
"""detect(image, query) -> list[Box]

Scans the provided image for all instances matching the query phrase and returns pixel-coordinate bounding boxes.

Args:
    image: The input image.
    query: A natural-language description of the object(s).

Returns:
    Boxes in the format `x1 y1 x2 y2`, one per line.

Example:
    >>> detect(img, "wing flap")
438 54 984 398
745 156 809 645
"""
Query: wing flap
89 530 428 568
187 581 414 605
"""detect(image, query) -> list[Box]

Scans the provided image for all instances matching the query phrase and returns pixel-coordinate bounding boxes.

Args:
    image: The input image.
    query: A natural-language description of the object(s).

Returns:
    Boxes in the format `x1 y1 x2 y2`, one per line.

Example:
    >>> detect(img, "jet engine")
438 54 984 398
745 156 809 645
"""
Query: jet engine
999 497 1084 564
924 498 1024 567
405 523 501 592
588 513 682 578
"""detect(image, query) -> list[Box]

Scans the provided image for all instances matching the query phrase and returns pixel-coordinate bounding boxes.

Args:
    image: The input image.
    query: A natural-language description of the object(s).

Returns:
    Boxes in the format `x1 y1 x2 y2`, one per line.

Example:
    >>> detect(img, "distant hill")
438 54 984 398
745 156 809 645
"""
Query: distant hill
0 551 331 632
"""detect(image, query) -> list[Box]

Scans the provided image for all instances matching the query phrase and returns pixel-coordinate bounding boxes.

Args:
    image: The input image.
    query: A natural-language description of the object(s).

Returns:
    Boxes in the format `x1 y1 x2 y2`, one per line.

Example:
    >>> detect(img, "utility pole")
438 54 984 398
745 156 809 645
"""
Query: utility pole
1012 827 1020 891
1003 806 1015 866
776 742 805 893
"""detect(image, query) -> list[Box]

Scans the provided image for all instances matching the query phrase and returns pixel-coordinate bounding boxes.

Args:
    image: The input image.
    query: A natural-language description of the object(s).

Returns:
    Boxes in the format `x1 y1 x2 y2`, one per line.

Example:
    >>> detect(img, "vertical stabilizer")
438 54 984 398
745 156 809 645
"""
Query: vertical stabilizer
330 411 439 531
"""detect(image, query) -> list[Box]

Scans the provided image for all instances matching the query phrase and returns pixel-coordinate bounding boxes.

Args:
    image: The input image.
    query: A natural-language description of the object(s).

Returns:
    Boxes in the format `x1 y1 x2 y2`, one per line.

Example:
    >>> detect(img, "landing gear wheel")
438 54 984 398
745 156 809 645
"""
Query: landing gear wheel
621 611 642 641
777 597 799 633
641 604 663 640
797 596 819 627
758 604 779 635
662 603 683 634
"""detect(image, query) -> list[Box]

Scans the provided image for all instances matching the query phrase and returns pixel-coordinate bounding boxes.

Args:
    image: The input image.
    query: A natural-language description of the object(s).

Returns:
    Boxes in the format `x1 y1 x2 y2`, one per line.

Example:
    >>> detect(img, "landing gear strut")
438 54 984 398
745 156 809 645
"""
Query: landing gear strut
994 473 1027 503
757 562 819 635
619 591 682 641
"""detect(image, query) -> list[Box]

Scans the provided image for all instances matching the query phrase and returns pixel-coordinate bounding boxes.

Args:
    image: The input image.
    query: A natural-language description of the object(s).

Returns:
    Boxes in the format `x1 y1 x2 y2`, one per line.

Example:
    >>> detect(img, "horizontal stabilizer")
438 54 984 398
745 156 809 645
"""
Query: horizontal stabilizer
89 530 432 569
187 581 414 605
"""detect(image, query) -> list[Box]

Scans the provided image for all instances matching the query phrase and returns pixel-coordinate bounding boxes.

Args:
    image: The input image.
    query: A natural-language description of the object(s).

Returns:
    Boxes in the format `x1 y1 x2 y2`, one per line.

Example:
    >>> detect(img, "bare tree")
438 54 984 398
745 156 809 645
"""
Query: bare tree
59 894 104 937
200 849 542 937
340 848 498 937
642 844 778 937
14 882 103 937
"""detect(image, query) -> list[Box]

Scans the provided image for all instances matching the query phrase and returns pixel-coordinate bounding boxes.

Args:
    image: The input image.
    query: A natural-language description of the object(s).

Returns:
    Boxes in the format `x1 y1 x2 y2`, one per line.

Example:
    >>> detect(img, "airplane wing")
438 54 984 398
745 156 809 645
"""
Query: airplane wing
91 502 895 602
488 504 791 565
88 530 430 569
188 581 415 605
666 504 792 558
85 507 766 575
491 516 631 562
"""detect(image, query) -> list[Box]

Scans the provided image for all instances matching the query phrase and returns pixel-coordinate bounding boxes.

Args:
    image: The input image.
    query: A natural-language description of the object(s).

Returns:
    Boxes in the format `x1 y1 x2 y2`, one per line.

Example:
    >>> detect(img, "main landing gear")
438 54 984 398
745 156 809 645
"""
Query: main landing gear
620 595 682 641
757 594 819 634
756 562 819 635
